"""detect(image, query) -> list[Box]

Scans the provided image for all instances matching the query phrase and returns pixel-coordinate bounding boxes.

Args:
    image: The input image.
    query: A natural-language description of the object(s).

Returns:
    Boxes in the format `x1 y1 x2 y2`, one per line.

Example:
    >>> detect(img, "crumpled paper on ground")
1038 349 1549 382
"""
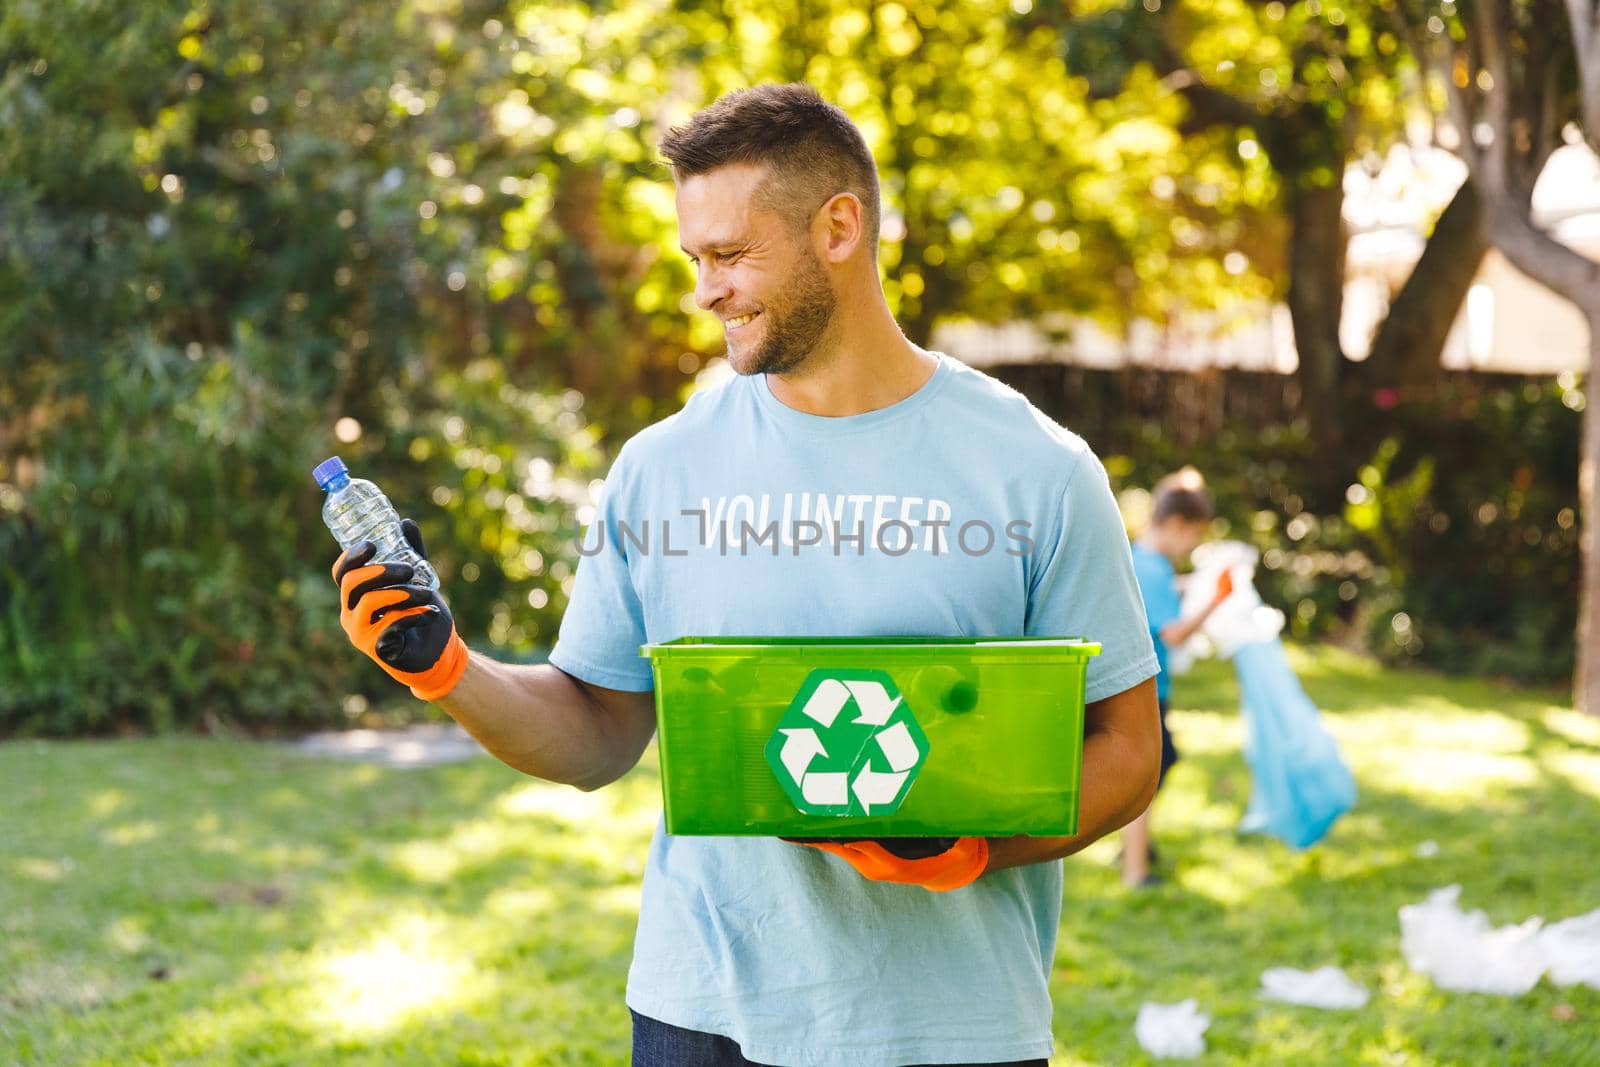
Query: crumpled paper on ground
1134 999 1210 1059
1540 910 1600 990
1259 965 1370 1008
1400 885 1600 994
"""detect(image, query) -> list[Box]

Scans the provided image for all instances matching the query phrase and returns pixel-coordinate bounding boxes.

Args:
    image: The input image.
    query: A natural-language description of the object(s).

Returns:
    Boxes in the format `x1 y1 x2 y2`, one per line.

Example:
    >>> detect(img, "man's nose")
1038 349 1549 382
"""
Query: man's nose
694 265 731 312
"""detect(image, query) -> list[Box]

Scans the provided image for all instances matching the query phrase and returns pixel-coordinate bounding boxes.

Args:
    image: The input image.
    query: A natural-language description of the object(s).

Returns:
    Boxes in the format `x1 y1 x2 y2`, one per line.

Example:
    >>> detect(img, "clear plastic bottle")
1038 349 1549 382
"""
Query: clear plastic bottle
313 456 439 590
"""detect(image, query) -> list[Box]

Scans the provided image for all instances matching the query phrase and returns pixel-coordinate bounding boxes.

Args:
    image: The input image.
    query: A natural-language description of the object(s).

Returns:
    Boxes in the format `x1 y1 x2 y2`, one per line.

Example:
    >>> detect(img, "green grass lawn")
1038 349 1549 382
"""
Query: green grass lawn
4 645 1598 1066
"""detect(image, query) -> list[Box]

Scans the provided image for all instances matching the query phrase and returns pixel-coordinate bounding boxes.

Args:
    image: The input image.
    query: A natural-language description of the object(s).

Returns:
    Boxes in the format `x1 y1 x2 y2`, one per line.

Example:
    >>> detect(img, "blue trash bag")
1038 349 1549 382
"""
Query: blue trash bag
1232 638 1356 849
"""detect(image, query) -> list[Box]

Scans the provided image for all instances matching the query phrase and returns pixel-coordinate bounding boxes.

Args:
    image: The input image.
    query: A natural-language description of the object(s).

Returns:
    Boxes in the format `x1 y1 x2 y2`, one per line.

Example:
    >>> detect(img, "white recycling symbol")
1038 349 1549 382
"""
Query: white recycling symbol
771 676 927 814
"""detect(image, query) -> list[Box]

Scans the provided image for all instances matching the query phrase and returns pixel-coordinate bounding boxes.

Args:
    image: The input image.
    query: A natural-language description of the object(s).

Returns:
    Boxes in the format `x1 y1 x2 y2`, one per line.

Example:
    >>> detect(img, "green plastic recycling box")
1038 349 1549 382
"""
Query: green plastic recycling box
639 636 1101 837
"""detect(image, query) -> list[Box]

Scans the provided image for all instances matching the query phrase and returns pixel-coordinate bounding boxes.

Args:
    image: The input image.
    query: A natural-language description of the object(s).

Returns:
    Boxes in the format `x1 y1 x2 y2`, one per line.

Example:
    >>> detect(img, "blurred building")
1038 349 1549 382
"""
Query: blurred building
936 141 1600 376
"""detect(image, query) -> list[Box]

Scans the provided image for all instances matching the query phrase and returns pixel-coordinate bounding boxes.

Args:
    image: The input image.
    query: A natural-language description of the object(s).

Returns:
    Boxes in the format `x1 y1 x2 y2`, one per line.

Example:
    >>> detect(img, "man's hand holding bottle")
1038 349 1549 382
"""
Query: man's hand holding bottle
333 518 468 701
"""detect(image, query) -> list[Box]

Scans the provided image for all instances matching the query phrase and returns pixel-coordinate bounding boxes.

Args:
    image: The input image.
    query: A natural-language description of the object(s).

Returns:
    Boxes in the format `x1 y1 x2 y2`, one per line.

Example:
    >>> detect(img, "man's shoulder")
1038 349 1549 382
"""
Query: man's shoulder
940 357 1094 469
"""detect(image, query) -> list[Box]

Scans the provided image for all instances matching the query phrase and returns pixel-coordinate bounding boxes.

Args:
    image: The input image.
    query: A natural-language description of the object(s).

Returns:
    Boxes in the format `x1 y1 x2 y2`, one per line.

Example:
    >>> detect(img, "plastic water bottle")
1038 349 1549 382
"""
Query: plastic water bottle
313 456 439 590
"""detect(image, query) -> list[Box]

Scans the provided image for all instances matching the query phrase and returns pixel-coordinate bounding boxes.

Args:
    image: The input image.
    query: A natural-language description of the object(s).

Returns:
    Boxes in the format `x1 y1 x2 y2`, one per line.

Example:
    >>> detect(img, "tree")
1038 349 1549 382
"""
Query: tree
655 0 1277 356
1035 0 1539 488
1395 0 1600 711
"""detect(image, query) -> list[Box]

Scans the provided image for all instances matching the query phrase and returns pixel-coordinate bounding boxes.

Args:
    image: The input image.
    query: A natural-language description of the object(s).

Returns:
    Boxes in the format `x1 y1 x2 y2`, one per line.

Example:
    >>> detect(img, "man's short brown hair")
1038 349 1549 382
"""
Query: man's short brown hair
659 83 881 247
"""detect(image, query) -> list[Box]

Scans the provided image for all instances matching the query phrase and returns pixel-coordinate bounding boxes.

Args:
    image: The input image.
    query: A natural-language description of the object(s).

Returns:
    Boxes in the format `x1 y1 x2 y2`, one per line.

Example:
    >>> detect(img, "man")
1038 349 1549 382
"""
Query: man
334 83 1161 1066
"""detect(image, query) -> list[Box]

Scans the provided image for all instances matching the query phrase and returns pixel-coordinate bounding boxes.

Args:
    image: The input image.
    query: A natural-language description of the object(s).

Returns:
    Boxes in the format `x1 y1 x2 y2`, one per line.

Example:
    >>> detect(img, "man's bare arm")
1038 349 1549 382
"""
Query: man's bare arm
434 651 656 791
981 676 1162 875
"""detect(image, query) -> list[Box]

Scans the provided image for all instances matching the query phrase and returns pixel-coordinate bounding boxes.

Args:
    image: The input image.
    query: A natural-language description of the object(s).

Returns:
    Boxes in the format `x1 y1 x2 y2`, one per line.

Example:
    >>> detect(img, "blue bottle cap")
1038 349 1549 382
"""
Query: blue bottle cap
312 456 348 489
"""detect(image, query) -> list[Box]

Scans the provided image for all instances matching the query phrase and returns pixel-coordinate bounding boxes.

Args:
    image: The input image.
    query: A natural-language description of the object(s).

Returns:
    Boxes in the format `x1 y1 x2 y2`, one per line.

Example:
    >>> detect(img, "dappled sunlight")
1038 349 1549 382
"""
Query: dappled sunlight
549 824 652 881
102 820 159 846
1332 706 1532 751
104 914 152 954
497 776 660 836
1179 844 1291 907
483 885 559 921
1283 642 1383 680
260 784 310 809
5 960 108 1013
252 841 330 867
389 818 515 883
1164 778 1249 836
591 883 642 918
1359 747 1539 804
87 788 127 818
8 663 1596 1064
1329 706 1540 805
1543 707 1600 748
308 913 482 1037
1541 748 1600 801
1164 708 1245 755
385 784 655 886
496 779 611 823
15 856 71 881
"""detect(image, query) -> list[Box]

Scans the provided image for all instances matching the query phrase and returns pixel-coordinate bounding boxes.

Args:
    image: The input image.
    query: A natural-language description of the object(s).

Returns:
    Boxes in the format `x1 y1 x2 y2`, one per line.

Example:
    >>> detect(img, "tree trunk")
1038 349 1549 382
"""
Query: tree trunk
1363 179 1488 391
1285 177 1347 460
1580 321 1600 715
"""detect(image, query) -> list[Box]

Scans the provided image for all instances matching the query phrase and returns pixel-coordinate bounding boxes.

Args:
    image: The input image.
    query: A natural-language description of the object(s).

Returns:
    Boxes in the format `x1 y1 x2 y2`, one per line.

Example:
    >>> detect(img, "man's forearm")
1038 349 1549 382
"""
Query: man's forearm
982 691 1161 876
434 652 653 790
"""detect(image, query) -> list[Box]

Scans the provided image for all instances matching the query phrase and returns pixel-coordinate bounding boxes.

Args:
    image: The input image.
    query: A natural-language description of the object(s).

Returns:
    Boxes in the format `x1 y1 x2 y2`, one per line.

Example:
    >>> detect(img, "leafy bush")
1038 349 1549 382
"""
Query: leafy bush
0 0 613 734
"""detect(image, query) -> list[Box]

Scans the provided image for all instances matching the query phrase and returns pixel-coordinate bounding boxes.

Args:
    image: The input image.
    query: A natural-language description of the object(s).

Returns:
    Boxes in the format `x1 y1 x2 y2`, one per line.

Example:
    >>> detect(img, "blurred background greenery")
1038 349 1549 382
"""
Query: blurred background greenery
0 0 1587 735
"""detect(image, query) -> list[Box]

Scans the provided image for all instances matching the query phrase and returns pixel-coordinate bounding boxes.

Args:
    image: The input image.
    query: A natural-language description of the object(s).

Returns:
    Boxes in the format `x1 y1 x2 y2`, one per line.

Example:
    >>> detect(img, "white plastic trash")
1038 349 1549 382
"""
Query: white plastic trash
1171 540 1286 670
1134 999 1210 1059
1540 909 1600 990
1259 965 1370 1009
1399 885 1547 995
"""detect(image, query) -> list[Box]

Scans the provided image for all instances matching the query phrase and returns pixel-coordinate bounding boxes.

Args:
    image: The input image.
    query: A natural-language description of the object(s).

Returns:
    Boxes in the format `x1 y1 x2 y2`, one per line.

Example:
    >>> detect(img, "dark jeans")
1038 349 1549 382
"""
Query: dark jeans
630 1010 1048 1067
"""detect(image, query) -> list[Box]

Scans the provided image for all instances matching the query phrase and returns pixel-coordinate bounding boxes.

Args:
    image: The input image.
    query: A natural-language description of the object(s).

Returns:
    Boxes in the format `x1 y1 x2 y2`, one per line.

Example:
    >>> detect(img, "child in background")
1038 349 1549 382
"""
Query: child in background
1123 469 1233 888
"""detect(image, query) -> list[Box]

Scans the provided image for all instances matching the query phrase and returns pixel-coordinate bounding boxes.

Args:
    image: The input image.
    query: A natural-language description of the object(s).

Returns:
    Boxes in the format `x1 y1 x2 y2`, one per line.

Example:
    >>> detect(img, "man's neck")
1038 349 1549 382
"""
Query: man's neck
764 294 937 417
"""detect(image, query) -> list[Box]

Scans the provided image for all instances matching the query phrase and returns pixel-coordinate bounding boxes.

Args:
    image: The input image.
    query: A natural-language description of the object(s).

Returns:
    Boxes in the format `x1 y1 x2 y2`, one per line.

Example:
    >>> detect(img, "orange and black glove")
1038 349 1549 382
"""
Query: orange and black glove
332 518 468 702
786 835 989 892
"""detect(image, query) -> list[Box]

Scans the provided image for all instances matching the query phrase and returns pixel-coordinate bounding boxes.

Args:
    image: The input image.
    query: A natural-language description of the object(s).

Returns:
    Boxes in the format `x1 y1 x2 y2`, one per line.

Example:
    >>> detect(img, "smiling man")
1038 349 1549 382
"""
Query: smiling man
332 83 1161 1065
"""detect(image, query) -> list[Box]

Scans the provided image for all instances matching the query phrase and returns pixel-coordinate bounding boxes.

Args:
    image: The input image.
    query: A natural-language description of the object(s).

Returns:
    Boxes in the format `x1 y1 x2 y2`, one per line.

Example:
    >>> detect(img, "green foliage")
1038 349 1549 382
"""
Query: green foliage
1077 377 1581 686
0 0 1310 734
0 0 1581 731
0 0 610 733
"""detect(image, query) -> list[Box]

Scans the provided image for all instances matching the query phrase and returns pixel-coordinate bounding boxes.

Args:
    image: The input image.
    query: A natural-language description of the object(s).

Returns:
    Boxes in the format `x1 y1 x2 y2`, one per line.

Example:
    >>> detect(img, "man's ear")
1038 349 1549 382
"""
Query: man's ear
813 191 864 264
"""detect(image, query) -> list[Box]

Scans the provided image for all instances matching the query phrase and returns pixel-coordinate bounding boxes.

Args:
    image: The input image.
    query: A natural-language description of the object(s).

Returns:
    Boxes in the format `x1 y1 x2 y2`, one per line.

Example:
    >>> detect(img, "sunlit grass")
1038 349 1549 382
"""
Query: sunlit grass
3 647 1598 1065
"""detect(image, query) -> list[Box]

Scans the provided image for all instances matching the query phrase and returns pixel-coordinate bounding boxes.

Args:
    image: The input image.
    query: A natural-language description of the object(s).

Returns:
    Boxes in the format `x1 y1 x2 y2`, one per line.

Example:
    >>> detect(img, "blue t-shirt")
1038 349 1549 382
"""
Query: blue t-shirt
550 354 1159 1066
1129 542 1181 702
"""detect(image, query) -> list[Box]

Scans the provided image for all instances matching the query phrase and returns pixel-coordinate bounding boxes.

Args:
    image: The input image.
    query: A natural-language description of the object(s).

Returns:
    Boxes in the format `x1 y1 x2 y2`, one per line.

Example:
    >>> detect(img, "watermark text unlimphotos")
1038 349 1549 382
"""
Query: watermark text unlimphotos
578 511 1035 558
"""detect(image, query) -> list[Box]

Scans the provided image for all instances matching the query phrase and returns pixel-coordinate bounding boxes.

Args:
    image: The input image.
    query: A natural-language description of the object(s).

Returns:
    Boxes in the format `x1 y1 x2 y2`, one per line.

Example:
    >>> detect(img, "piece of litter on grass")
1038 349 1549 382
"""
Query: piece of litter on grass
1134 999 1210 1059
1260 965 1369 1009
1540 909 1600 990
1415 839 1439 858
1399 885 1547 995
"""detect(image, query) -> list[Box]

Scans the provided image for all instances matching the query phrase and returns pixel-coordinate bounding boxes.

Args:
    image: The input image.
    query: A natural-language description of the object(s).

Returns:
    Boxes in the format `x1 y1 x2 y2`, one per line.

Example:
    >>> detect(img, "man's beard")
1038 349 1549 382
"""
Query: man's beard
731 250 836 376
